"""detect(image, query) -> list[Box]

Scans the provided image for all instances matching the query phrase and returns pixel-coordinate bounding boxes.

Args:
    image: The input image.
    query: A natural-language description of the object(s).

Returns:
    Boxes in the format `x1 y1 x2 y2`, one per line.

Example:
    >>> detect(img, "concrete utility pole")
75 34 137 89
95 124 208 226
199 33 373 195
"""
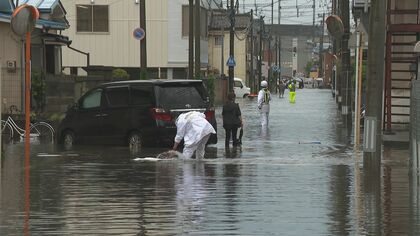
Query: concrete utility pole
319 13 325 78
259 16 264 87
363 0 386 164
140 0 147 79
228 0 235 92
188 0 194 79
250 9 255 93
268 35 272 87
194 0 201 79
278 0 281 81
340 0 352 129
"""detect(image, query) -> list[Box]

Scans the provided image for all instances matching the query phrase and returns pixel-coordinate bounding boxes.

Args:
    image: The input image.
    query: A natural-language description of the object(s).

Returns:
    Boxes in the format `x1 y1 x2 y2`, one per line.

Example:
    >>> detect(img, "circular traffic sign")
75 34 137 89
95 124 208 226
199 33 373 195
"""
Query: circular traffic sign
133 27 145 40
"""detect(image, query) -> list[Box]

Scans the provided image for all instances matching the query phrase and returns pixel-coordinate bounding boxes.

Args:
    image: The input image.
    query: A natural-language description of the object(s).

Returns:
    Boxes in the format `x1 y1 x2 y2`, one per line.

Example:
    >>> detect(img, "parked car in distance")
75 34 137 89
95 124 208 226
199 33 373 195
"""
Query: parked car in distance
57 79 217 148
234 78 251 98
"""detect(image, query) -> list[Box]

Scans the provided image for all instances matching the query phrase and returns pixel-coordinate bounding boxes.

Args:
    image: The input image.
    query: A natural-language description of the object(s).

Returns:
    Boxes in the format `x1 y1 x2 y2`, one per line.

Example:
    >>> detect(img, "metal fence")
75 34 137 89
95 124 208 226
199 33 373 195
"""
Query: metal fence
410 80 420 185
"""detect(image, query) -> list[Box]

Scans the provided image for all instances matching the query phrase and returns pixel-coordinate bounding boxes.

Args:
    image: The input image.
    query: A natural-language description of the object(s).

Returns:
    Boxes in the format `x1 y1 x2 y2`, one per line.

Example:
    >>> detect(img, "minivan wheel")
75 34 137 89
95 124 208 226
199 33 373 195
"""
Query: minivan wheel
62 130 75 147
128 131 142 151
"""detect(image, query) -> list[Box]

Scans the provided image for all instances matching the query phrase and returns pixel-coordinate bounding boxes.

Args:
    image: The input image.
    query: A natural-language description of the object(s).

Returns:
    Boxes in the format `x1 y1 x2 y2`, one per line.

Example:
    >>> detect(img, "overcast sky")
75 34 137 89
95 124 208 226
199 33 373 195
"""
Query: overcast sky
238 0 332 25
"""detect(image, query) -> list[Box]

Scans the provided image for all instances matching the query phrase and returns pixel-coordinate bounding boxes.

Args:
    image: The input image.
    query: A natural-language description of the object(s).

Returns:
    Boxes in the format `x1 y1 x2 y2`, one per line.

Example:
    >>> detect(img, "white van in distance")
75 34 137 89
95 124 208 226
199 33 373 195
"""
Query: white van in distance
234 78 251 98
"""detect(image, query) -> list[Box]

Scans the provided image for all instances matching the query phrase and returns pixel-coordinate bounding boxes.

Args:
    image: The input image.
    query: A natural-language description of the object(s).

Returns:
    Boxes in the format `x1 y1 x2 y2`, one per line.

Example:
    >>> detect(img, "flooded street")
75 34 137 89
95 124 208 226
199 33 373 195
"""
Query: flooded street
1 89 419 235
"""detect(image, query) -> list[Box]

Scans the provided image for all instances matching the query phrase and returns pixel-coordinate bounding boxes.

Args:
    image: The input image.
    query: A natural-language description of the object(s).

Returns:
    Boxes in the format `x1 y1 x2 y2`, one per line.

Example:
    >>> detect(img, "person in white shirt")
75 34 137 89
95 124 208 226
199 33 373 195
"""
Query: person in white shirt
172 111 216 160
257 80 271 127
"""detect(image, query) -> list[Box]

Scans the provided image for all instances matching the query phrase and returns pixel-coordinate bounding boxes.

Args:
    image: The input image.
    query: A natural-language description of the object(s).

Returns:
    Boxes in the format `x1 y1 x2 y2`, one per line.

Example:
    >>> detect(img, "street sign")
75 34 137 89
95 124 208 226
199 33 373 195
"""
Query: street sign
226 56 236 67
272 65 281 72
133 27 145 40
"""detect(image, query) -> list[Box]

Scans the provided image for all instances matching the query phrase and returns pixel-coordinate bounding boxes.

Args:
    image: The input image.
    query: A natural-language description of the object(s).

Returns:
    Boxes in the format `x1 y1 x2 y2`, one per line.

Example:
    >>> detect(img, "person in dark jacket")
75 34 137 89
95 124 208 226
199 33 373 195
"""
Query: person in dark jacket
222 93 243 147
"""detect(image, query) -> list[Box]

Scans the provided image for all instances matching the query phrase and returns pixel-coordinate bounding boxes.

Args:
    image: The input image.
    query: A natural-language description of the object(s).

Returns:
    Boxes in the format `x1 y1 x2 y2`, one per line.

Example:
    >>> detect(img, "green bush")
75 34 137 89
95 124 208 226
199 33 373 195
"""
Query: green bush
140 68 148 80
112 68 129 80
31 70 45 113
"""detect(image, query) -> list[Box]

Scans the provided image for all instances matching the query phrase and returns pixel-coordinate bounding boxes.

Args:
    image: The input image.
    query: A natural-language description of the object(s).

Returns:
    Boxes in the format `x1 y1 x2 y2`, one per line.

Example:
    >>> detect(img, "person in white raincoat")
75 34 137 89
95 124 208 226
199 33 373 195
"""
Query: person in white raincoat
172 111 216 159
257 80 271 127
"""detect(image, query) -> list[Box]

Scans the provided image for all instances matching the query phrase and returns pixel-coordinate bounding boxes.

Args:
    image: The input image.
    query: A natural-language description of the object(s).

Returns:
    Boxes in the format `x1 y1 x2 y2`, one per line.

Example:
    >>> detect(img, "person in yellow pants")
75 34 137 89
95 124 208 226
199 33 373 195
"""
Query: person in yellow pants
288 81 296 103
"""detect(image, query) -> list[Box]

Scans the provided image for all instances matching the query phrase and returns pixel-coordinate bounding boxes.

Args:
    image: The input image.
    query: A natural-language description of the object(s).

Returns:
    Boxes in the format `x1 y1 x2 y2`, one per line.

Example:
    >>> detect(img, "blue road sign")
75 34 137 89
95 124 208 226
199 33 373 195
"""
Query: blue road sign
133 27 145 40
226 56 236 67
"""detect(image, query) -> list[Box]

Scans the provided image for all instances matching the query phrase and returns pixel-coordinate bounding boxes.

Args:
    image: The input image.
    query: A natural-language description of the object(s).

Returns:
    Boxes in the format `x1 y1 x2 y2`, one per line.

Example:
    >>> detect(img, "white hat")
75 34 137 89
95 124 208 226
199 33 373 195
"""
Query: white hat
260 80 268 87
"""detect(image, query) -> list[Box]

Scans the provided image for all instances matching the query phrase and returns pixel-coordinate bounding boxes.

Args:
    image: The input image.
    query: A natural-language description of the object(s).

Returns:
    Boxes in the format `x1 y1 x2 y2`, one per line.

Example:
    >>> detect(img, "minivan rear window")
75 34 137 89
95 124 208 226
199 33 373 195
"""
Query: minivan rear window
105 87 129 107
156 84 206 108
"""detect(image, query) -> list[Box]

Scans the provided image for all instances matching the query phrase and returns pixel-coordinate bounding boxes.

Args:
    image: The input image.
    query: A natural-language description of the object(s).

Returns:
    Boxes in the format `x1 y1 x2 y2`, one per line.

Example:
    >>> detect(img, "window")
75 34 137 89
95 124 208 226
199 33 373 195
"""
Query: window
105 87 129 107
82 89 102 109
182 5 208 38
234 81 242 88
157 84 206 109
215 36 223 46
77 5 109 33
131 86 153 106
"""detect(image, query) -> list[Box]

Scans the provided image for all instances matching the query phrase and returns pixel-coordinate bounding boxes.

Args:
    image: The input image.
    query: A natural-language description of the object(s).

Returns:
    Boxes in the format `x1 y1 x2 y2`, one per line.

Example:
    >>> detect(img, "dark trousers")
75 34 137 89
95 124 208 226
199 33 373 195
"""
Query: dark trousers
225 127 238 146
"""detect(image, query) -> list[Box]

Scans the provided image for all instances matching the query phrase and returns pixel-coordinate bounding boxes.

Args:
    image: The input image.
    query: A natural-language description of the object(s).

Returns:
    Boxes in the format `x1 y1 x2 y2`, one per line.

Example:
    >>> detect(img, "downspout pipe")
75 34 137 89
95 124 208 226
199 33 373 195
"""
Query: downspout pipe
67 45 90 67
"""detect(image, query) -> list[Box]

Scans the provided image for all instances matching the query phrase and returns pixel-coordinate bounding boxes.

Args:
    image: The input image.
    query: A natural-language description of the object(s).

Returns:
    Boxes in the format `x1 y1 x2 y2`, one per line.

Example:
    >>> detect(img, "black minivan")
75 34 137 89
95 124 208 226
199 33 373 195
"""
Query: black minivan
57 79 217 148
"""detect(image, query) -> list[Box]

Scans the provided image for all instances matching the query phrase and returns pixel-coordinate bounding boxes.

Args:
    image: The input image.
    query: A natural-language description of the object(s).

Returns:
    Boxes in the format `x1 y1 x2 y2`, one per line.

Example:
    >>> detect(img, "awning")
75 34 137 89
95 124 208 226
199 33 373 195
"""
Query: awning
42 33 71 45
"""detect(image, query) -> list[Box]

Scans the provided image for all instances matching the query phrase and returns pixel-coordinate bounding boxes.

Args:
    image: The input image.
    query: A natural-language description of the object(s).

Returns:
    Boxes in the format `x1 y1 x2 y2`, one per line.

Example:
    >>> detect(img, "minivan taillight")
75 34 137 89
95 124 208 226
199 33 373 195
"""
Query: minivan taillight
151 108 172 122
205 108 215 121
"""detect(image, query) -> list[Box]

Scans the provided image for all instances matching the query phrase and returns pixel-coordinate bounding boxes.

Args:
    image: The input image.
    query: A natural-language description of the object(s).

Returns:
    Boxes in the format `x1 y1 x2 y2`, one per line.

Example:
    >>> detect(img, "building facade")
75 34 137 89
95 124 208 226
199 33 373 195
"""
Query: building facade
0 0 69 113
61 0 221 80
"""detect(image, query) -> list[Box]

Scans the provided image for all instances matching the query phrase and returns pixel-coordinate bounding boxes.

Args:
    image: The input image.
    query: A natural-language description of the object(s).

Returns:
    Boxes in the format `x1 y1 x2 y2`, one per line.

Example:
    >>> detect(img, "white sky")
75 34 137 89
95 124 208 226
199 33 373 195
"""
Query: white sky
238 0 332 25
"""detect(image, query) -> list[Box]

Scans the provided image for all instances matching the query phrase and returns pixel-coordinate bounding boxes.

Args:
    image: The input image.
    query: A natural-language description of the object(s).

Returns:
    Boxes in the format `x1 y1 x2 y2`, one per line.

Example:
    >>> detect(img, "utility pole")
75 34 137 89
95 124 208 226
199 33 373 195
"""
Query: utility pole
259 16 264 87
228 0 235 92
363 0 386 163
319 13 325 78
278 0 281 81
340 0 352 130
188 0 194 79
221 26 225 76
312 0 315 27
140 0 147 79
268 35 272 86
271 0 274 25
195 0 201 79
250 9 255 93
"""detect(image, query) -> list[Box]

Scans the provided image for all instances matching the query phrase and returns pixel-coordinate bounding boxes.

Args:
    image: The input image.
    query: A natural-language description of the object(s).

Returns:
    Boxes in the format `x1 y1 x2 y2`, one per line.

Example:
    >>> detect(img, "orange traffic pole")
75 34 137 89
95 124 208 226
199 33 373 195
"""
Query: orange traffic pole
24 30 31 236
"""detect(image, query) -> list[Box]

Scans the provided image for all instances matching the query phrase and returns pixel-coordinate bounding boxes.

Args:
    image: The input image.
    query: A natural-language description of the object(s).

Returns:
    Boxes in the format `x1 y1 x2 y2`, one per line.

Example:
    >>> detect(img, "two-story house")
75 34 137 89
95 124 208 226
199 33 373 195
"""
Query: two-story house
0 0 69 113
61 0 221 80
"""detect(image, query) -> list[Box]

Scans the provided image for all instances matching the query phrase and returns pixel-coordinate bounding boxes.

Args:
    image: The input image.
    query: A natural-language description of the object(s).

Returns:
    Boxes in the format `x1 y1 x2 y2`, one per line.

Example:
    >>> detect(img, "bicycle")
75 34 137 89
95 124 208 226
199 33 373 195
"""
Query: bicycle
1 116 55 144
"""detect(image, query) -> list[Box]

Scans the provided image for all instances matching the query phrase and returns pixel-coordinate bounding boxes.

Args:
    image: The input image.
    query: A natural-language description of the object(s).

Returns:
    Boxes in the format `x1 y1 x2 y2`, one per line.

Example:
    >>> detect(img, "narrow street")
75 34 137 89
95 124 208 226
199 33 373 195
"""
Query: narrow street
1 88 418 235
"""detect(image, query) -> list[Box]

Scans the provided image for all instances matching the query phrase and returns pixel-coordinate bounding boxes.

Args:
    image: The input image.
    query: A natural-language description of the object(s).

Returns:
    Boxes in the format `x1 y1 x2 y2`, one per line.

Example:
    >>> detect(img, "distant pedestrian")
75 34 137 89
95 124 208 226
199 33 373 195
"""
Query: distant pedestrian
278 80 286 98
222 93 243 147
172 111 216 160
288 81 296 103
258 80 271 127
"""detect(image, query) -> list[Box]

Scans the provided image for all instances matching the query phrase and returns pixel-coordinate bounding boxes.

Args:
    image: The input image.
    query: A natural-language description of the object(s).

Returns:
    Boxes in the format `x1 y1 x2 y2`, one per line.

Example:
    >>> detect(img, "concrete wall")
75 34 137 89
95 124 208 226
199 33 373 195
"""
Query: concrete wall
0 22 23 112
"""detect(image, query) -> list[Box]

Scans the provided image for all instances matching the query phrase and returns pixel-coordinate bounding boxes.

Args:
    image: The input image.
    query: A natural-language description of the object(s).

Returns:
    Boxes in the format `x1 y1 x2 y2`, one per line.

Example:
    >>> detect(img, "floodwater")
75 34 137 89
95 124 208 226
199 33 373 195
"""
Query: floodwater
1 89 419 235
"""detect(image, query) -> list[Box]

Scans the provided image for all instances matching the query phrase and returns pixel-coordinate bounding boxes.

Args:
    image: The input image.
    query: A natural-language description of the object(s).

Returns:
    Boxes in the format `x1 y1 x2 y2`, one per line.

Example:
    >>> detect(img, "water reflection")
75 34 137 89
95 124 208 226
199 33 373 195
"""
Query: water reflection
1 89 420 235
